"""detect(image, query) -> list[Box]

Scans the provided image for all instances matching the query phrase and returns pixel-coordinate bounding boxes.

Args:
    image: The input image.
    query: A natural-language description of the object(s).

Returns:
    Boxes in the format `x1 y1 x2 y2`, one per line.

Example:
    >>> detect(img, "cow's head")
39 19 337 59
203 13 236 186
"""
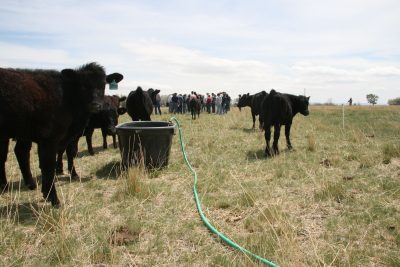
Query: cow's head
237 93 250 108
102 95 127 135
298 95 310 116
148 88 161 103
61 63 122 114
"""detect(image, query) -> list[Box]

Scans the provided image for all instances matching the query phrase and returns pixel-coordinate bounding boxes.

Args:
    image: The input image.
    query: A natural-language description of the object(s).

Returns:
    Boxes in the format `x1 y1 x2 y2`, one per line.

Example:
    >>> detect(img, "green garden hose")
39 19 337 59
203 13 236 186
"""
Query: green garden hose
170 117 279 267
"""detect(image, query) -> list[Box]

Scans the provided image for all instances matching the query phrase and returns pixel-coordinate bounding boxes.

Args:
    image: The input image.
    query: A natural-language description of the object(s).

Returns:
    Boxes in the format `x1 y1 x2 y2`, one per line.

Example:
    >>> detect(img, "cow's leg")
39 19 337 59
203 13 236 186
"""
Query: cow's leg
112 134 117 148
251 111 256 129
285 124 293 150
0 139 10 190
264 126 272 157
259 113 264 130
85 128 95 155
272 124 281 155
101 128 108 149
38 141 59 207
14 140 36 190
66 138 79 179
56 149 64 175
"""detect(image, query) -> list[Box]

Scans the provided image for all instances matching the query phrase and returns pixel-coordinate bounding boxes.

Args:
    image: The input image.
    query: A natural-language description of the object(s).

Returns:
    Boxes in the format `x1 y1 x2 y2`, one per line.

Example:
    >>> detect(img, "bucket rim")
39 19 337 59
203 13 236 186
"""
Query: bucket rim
116 121 176 131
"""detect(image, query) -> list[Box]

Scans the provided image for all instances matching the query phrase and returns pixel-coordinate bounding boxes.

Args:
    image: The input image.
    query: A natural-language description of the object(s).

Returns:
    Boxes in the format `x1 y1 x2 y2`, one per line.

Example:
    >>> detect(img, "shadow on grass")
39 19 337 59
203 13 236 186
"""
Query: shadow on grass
76 146 111 158
1 172 93 195
1 177 40 193
96 160 123 180
0 202 41 225
246 149 266 161
246 148 295 161
242 128 257 133
229 126 258 133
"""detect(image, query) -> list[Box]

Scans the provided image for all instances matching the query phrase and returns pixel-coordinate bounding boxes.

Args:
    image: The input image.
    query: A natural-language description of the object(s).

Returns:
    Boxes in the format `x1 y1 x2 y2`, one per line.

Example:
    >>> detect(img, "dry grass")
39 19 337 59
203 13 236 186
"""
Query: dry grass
1 105 400 266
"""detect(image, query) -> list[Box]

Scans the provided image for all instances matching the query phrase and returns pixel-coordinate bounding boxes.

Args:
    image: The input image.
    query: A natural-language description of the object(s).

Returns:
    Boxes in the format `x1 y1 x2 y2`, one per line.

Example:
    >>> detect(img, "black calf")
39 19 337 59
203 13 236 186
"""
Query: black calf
262 89 310 157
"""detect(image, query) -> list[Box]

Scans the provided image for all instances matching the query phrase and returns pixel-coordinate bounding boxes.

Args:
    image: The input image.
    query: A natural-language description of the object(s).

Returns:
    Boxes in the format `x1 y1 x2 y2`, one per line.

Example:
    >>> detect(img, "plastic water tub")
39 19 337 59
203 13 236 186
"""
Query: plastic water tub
116 121 176 169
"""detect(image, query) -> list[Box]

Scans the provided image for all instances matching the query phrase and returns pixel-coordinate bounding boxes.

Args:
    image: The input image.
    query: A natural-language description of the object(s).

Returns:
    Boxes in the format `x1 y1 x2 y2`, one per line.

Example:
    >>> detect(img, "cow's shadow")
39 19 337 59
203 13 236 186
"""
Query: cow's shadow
1 179 40 193
229 126 257 133
242 128 259 133
246 148 294 161
246 149 266 161
1 172 91 195
75 146 107 158
95 160 122 180
0 202 41 225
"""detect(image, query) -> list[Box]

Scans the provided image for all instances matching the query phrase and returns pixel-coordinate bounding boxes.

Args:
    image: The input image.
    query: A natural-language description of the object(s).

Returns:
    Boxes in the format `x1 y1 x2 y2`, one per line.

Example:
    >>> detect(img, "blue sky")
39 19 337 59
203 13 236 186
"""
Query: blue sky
1 0 400 104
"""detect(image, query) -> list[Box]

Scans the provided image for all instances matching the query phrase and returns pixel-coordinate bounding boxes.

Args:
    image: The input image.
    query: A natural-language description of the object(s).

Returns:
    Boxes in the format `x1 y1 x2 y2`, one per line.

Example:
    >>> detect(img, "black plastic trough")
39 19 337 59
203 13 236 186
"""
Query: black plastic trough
116 121 176 169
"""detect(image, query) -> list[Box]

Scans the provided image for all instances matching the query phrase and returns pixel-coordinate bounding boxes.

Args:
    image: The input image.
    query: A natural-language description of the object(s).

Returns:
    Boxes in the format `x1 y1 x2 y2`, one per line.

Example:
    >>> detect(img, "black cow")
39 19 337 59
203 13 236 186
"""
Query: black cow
237 91 268 129
126 87 160 121
262 89 310 157
0 63 120 206
55 94 126 178
85 95 127 154
189 97 201 120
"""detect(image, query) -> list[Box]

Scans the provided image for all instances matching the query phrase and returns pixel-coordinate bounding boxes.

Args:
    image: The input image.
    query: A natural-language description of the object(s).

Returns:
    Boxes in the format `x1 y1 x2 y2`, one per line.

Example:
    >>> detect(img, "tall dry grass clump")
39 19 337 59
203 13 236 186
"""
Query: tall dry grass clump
382 142 400 164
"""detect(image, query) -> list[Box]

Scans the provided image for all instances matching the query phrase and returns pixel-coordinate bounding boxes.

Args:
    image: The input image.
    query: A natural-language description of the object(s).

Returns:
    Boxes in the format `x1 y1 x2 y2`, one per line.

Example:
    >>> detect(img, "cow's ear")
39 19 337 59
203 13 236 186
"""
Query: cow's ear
106 73 123 84
307 96 310 101
151 90 158 98
155 89 160 94
61 69 77 82
118 107 127 115
119 96 127 102
247 93 250 96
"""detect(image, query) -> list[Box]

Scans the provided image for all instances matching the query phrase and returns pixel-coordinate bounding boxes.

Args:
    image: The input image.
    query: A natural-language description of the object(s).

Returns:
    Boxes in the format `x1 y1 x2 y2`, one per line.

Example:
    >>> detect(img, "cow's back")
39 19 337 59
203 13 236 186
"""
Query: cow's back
0 68 63 140
263 92 293 126
126 88 153 121
251 91 267 115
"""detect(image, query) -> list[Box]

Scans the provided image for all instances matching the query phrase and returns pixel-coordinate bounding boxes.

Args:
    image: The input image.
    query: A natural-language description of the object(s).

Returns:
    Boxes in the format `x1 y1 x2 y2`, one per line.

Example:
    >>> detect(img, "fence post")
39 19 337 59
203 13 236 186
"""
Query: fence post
342 104 345 130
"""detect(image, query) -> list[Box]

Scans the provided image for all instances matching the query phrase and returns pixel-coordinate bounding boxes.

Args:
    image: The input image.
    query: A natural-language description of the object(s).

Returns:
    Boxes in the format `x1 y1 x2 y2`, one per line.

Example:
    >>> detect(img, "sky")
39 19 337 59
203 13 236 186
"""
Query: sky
1 0 399 104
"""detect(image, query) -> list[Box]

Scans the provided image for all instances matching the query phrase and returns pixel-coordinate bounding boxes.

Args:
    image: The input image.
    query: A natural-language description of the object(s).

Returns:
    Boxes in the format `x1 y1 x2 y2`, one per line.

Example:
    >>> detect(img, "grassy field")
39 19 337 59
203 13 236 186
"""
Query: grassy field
1 105 399 266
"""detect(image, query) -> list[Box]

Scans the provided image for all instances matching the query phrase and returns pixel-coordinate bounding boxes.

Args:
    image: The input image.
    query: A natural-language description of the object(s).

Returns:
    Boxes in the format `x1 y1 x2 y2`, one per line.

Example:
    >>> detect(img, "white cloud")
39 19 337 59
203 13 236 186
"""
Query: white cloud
0 42 71 68
366 66 400 76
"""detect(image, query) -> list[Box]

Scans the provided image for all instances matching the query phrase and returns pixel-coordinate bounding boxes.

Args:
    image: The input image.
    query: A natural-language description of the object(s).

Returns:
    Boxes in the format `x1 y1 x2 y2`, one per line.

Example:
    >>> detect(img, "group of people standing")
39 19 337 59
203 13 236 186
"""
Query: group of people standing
200 92 232 114
160 92 232 115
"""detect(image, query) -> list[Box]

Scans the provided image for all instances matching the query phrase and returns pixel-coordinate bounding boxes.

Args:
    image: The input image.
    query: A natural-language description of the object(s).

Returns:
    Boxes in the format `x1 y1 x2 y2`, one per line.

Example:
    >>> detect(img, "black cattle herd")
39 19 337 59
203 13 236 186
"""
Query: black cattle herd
0 62 310 206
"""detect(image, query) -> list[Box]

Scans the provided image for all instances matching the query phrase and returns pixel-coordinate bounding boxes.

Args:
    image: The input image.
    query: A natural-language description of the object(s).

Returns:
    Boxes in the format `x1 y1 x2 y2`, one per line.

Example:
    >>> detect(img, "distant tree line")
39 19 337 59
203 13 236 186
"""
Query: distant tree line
388 97 400 105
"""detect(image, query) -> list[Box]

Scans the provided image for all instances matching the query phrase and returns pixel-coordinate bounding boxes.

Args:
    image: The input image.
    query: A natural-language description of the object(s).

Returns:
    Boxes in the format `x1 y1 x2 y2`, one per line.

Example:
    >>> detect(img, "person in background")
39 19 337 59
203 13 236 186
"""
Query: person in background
177 94 183 113
211 93 216 113
216 93 222 114
226 93 231 113
221 92 228 114
348 97 353 106
171 93 178 114
154 90 162 115
167 94 173 113
202 94 207 112
206 93 212 114
182 94 187 113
